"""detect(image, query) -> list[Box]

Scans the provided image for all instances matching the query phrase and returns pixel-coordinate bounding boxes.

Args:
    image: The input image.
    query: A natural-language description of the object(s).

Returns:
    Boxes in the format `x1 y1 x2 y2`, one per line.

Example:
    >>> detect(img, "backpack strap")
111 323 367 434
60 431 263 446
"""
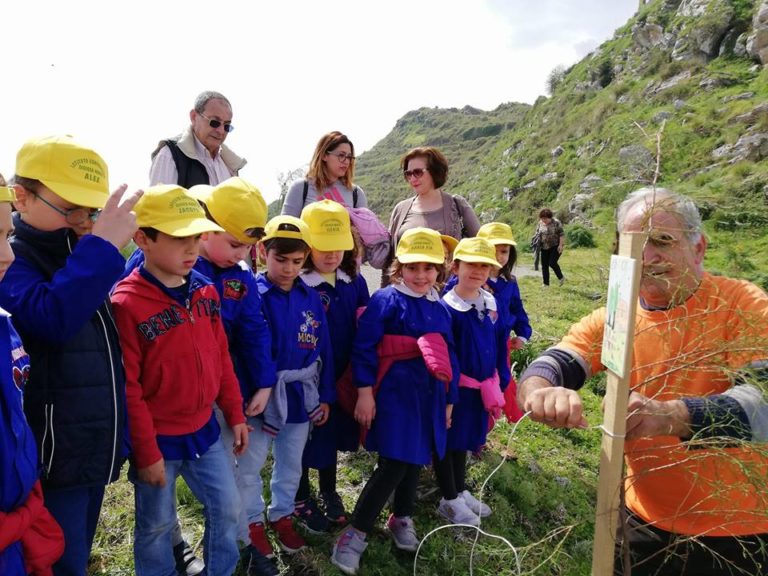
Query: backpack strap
302 180 309 205
352 186 359 208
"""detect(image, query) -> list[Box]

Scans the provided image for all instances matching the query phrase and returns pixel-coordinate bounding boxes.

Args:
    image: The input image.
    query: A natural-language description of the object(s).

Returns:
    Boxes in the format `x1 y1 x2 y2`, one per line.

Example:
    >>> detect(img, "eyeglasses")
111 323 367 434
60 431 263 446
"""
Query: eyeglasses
404 168 428 180
199 112 234 133
326 151 355 163
34 193 100 225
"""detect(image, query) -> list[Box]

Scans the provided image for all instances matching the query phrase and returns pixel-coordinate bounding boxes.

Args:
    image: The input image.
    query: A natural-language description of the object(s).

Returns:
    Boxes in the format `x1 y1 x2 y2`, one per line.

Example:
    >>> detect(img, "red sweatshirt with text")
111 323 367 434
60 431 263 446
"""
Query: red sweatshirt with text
111 268 245 468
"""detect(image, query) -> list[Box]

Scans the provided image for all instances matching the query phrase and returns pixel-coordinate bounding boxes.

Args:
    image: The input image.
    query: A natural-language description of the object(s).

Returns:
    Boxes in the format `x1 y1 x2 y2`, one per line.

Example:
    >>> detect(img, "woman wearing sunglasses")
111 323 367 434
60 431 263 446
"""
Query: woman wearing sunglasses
384 146 480 285
281 131 369 217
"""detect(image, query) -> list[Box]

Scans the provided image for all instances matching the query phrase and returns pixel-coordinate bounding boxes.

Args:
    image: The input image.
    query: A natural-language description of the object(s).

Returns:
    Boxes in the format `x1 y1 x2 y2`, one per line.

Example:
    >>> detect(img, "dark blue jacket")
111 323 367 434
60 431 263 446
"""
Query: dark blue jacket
0 309 36 574
0 214 127 489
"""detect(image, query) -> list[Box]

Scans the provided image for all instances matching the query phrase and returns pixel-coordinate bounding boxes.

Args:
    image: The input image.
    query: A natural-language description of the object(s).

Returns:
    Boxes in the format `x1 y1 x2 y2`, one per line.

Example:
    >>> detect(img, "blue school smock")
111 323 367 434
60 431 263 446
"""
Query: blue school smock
124 251 276 401
255 275 335 424
0 310 36 575
300 270 370 468
486 276 532 341
441 288 511 452
353 284 459 466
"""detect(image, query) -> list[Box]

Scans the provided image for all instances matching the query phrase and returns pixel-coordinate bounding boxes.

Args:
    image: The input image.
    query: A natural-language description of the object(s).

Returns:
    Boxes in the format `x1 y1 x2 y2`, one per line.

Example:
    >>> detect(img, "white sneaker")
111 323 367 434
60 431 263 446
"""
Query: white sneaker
331 528 368 575
460 490 491 518
437 497 480 526
386 514 420 552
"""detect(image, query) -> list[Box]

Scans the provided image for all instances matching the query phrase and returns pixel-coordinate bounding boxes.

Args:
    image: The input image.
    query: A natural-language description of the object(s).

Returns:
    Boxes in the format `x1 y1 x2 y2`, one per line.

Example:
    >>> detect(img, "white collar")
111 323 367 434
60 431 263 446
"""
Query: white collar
300 269 352 287
393 282 440 302
443 287 497 312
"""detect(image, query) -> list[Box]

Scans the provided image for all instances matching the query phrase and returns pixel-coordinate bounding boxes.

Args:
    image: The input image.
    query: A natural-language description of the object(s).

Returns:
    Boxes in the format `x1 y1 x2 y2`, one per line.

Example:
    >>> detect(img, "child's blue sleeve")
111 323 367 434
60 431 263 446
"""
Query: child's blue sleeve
232 274 276 399
352 291 388 388
121 247 144 282
0 236 125 343
445 326 460 406
509 281 533 341
496 315 512 392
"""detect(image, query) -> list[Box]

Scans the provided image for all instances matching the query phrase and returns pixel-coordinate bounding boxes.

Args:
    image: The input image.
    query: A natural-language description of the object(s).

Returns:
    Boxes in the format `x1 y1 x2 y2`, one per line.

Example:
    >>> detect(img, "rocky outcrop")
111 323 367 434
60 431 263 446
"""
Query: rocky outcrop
712 133 768 162
747 0 768 64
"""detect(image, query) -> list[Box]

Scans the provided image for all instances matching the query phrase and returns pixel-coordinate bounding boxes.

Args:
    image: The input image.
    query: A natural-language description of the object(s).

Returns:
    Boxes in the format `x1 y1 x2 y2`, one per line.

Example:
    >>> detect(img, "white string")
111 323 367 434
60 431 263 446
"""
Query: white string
412 411 533 576
595 424 625 439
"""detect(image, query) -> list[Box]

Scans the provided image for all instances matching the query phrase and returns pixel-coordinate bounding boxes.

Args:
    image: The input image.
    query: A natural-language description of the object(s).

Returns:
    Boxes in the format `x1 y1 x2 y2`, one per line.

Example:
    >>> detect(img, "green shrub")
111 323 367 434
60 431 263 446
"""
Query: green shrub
566 224 597 248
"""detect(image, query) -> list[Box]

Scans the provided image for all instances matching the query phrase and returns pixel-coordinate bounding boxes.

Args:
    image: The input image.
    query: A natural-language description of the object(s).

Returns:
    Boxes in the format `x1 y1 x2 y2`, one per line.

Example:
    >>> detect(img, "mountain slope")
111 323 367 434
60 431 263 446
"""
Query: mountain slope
353 0 768 288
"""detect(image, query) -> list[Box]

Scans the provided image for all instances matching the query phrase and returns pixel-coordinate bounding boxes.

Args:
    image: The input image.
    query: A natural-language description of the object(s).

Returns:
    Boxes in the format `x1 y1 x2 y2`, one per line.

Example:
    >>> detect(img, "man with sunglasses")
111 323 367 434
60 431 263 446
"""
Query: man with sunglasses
150 91 246 188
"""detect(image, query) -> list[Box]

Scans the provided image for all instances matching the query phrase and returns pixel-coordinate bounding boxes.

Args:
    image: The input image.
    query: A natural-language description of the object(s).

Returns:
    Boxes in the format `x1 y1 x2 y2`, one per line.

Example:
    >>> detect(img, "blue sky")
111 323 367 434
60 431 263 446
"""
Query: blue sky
3 0 638 202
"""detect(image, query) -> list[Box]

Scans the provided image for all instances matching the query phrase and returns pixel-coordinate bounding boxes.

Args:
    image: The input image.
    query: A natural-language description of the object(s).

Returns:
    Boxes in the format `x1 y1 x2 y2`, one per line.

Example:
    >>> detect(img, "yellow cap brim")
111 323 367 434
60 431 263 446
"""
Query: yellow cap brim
456 254 501 267
311 235 353 252
152 217 224 237
397 253 444 264
486 238 517 246
42 179 109 209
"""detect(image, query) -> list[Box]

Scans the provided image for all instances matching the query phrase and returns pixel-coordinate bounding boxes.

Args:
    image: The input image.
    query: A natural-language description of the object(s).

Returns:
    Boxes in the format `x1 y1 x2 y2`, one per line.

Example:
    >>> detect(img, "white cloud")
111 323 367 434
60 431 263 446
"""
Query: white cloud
2 0 637 203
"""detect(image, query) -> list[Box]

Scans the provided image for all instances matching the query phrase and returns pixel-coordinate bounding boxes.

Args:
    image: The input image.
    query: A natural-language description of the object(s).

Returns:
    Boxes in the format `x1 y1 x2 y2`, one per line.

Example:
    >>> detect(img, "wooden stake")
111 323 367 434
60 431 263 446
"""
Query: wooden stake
592 232 645 576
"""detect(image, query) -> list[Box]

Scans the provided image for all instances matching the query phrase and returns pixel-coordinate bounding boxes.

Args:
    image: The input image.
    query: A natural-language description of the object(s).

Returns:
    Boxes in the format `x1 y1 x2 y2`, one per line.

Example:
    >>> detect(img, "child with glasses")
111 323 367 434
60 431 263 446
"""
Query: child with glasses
111 185 249 576
292 200 370 534
0 135 142 574
281 131 369 217
331 228 459 575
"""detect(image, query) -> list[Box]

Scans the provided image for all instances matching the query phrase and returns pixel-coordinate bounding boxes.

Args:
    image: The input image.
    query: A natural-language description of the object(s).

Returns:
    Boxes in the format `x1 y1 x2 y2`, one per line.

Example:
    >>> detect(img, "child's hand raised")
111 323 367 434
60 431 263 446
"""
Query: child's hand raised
92 185 143 249
138 458 166 487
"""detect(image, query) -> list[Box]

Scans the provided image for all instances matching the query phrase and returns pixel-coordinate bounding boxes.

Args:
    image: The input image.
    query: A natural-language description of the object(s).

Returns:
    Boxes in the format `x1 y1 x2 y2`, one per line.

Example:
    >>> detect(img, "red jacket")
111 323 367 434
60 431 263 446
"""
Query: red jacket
111 269 245 468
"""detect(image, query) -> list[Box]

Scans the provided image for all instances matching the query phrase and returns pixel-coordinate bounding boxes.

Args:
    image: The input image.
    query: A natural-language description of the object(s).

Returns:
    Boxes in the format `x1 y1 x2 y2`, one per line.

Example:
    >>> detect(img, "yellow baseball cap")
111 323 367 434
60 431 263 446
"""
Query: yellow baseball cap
188 177 267 244
453 237 501 268
477 222 517 246
262 215 312 245
395 227 445 264
300 199 353 251
440 235 459 253
15 135 109 208
134 184 223 237
0 187 16 203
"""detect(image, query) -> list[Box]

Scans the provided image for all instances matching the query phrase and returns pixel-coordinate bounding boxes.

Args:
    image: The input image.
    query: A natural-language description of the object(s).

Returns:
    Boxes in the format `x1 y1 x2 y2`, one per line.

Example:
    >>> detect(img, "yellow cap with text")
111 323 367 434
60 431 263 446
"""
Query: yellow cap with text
477 222 517 246
395 227 445 264
188 177 267 244
301 199 353 251
134 185 223 237
15 135 109 208
453 237 501 268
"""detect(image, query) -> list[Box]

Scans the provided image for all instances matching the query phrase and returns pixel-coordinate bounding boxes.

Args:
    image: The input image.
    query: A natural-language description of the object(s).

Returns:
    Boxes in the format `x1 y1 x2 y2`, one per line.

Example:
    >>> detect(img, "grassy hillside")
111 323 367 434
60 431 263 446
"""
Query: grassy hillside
350 0 768 290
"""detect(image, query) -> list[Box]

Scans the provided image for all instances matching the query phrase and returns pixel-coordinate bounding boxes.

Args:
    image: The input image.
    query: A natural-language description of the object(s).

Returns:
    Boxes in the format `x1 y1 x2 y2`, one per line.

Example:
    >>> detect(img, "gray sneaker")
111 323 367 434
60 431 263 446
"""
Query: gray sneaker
385 514 420 552
331 527 368 575
460 490 491 518
559 276 566 286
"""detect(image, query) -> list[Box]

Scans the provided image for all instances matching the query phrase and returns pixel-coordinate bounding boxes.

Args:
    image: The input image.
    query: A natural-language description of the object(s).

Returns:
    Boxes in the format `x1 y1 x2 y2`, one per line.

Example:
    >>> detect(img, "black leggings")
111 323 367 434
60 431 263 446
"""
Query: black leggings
540 247 563 286
295 462 337 502
432 450 467 501
614 507 768 576
350 456 420 534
